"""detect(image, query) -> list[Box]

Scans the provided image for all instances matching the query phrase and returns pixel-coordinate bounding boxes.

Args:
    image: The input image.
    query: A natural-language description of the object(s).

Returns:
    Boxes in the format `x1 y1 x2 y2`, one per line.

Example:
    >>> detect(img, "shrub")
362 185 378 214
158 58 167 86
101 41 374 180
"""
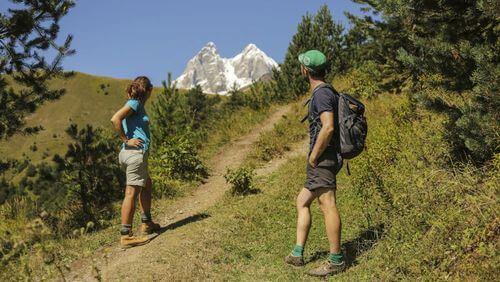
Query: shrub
344 61 383 99
224 166 257 195
151 135 208 182
226 82 272 111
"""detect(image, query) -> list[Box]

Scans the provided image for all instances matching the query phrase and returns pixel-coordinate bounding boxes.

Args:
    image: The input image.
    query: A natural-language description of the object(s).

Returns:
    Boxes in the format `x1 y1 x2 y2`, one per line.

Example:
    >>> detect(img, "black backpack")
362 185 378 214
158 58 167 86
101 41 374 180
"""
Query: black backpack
302 83 368 160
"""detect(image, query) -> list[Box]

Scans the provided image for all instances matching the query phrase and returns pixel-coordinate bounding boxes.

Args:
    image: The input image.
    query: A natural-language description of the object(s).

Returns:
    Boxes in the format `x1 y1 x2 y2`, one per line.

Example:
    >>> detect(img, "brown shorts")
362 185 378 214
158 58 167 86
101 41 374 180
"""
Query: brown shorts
305 151 343 190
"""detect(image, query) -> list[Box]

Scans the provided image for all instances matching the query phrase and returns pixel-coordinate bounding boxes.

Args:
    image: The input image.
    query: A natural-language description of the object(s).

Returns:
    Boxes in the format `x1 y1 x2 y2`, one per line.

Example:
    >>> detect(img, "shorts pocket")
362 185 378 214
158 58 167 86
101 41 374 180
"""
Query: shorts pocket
317 151 338 168
125 152 144 167
317 158 337 168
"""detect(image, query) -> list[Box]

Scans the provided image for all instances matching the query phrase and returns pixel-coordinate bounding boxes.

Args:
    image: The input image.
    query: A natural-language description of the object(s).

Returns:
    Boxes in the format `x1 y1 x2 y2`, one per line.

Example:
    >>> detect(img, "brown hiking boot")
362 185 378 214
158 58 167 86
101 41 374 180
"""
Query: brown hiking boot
284 254 305 267
120 233 152 249
139 221 161 235
308 260 346 277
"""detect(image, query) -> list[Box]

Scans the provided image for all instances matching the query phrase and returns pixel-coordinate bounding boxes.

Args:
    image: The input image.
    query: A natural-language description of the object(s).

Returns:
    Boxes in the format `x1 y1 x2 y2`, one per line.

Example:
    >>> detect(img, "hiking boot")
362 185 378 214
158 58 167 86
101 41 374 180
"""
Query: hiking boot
284 254 305 267
308 260 346 277
139 221 161 235
120 233 152 249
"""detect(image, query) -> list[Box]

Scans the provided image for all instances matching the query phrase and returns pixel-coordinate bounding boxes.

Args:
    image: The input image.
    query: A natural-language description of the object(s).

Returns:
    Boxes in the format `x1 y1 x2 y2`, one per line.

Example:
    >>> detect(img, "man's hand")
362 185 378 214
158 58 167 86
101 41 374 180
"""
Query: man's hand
126 138 143 148
308 154 318 168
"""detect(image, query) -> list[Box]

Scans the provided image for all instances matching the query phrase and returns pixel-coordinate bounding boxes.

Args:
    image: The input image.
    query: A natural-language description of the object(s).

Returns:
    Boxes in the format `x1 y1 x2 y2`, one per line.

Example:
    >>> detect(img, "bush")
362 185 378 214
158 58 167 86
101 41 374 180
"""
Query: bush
226 82 272 111
344 61 383 99
151 136 208 182
151 75 215 146
224 166 258 195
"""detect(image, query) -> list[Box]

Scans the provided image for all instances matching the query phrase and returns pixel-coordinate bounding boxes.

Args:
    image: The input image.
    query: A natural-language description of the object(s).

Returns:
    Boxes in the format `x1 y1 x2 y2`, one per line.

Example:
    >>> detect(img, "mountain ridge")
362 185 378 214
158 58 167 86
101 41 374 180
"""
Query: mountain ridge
175 42 278 94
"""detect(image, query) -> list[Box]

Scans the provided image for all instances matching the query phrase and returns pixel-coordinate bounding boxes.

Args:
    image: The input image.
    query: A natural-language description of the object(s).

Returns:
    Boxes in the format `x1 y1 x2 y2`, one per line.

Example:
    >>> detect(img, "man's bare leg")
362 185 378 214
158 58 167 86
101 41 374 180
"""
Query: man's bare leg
307 187 345 276
285 187 317 266
296 188 316 247
317 188 341 254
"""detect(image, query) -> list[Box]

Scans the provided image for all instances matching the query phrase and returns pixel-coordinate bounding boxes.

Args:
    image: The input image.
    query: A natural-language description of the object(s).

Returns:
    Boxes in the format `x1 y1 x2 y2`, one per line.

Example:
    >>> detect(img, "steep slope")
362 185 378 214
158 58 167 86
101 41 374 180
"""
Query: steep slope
175 42 278 94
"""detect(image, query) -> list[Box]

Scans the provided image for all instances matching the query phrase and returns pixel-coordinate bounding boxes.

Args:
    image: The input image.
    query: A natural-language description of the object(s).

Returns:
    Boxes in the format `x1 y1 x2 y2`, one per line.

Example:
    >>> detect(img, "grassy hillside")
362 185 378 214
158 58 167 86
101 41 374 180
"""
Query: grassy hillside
0 72 166 163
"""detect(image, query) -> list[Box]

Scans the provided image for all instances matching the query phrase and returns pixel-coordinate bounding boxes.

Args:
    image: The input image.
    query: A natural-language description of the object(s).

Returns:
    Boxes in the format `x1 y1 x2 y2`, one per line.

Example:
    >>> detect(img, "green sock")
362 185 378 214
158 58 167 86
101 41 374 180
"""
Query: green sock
328 252 343 264
291 245 304 257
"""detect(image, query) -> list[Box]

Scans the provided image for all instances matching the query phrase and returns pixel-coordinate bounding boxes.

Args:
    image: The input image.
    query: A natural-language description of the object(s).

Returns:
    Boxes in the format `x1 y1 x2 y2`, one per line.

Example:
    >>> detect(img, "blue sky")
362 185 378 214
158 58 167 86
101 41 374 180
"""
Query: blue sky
2 1 367 85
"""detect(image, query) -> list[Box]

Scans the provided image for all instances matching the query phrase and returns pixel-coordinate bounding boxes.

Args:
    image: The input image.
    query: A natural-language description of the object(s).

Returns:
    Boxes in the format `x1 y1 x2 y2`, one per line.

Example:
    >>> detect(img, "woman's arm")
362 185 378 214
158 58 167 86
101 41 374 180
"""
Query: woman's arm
110 105 143 148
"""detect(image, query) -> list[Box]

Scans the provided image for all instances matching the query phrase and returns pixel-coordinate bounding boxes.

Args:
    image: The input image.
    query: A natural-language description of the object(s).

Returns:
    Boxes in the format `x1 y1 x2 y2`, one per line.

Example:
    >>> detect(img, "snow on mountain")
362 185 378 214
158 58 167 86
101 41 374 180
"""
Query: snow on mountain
175 42 278 94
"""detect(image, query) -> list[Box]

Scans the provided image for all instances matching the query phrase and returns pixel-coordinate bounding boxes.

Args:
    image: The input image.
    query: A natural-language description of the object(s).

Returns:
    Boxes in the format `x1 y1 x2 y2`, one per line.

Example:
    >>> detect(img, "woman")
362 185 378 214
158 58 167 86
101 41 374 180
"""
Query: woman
110 76 160 248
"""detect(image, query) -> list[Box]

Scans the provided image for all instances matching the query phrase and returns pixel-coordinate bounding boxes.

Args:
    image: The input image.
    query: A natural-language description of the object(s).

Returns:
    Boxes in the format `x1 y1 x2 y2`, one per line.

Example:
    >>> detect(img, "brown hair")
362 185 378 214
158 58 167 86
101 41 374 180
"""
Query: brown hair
126 76 153 102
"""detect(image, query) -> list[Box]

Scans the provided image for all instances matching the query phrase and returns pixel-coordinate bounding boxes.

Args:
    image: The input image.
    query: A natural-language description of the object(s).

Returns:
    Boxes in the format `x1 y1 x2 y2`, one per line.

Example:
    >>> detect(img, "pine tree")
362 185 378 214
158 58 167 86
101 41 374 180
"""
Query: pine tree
272 13 313 101
53 124 123 226
272 5 345 100
150 73 188 144
0 0 75 138
186 85 210 129
312 5 345 79
347 0 499 163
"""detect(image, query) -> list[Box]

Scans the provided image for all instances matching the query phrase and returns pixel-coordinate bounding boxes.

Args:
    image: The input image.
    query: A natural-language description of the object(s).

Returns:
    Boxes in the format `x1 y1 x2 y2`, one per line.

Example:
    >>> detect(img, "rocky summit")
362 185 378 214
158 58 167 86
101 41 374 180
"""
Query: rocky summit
175 42 278 94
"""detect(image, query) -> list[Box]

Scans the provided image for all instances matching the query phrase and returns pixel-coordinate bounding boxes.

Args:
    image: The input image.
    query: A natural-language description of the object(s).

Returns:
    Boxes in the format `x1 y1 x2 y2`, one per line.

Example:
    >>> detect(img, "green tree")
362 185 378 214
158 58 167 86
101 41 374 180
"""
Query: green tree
150 73 189 143
349 0 499 163
311 5 345 80
272 5 344 100
0 0 75 138
272 13 313 100
53 124 124 227
186 84 211 129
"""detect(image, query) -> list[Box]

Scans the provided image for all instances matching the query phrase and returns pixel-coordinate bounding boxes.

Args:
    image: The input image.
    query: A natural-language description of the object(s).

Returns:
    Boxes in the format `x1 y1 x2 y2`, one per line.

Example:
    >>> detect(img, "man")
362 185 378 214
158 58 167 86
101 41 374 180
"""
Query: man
284 50 345 276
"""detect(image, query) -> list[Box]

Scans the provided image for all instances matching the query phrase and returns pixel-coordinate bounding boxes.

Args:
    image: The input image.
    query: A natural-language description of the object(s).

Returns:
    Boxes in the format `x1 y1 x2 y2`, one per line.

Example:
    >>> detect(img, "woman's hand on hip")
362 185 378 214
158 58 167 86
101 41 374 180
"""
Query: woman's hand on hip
126 138 143 148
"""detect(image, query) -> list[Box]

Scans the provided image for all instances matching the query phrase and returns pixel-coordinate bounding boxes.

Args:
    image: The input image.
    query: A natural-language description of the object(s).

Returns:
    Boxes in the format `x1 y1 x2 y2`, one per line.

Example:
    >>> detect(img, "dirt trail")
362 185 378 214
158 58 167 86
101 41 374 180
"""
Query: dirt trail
65 104 309 281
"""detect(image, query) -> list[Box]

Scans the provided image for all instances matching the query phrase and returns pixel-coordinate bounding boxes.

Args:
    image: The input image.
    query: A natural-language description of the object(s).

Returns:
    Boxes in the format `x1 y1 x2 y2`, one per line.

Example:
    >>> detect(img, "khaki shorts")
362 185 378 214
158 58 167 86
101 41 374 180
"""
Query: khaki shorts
119 148 149 187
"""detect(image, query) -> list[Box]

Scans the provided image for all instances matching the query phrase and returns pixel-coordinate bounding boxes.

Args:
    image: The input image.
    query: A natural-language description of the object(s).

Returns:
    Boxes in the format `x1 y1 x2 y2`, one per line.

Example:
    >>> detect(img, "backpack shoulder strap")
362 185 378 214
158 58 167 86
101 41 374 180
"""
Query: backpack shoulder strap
300 83 338 123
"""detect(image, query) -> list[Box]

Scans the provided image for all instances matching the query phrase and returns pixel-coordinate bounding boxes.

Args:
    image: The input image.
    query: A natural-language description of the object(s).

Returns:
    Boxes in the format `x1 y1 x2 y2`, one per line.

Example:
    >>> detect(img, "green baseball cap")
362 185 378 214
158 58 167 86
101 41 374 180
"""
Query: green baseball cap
298 50 327 71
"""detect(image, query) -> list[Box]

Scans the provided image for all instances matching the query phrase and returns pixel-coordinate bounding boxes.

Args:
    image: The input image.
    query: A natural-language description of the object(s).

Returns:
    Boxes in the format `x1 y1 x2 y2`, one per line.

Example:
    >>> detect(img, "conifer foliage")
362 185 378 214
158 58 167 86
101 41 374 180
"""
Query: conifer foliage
348 0 499 163
272 5 344 101
0 0 75 138
274 2 498 163
53 124 123 226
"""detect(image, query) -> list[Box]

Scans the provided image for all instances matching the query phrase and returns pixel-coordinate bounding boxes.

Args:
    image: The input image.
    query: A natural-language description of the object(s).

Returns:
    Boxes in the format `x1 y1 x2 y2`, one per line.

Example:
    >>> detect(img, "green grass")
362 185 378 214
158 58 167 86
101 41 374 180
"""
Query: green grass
200 105 273 160
245 98 307 167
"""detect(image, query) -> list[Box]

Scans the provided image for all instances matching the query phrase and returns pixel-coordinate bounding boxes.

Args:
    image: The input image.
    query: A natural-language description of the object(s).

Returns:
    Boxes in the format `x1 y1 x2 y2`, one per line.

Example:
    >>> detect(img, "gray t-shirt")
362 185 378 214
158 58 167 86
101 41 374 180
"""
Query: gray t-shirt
308 85 340 154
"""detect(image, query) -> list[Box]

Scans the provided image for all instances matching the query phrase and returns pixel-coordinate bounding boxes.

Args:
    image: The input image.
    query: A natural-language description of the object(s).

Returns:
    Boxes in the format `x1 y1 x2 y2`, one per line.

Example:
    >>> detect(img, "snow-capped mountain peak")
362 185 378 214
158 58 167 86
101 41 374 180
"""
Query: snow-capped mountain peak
242 43 258 52
199 41 218 54
175 42 278 94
